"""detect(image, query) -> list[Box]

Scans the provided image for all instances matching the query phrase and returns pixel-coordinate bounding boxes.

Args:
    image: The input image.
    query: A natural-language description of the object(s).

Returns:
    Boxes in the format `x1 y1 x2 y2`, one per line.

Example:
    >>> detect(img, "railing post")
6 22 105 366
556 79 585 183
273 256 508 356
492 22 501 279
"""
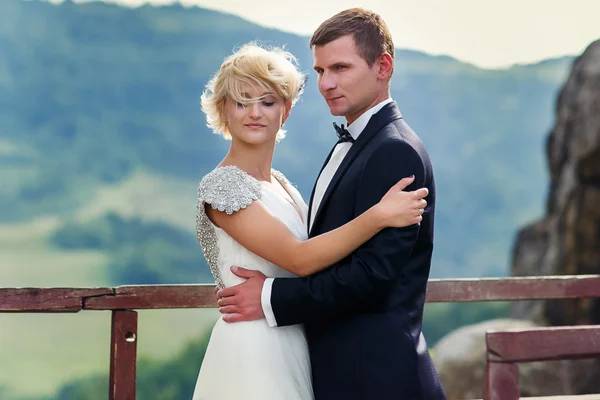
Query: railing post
483 361 519 400
109 309 138 400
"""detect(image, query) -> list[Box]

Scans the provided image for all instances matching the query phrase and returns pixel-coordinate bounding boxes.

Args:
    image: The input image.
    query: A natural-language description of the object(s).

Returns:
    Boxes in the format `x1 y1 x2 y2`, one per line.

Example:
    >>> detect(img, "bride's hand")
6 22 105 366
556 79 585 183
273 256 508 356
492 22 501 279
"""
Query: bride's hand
375 175 428 228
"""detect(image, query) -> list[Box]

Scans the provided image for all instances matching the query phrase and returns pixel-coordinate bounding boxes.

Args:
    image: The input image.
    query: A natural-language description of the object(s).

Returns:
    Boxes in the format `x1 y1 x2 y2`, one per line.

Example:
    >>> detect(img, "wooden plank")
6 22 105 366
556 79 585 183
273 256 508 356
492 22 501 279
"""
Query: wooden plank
483 361 519 400
109 310 137 400
0 288 113 312
486 325 600 363
2 274 600 312
85 284 217 310
425 275 600 302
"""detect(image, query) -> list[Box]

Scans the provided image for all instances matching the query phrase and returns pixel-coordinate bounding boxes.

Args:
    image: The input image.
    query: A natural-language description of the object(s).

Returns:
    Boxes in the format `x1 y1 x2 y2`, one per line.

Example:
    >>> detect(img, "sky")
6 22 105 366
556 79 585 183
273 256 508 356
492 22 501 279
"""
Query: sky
50 0 600 69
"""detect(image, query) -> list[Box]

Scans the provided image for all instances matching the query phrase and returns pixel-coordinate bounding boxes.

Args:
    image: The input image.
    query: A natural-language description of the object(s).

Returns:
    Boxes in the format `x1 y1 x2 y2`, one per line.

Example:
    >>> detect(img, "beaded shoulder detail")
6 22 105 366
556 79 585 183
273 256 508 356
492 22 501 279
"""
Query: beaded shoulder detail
197 166 262 214
196 166 262 288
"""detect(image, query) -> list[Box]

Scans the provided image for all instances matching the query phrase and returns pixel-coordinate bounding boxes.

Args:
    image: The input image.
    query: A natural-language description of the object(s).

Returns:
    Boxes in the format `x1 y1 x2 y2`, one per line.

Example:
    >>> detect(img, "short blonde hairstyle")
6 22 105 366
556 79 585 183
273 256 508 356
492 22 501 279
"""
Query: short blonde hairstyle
201 43 306 140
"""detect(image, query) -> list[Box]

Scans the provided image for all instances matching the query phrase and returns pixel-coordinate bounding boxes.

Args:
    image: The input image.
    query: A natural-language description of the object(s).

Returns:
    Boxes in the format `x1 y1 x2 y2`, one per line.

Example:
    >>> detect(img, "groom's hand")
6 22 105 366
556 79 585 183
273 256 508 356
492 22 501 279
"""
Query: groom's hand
215 266 266 323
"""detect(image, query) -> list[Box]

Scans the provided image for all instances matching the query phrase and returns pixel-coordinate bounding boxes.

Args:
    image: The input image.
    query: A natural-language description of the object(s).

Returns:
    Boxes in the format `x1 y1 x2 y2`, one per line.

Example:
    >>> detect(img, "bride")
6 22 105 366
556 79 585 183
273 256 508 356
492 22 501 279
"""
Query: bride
193 43 428 399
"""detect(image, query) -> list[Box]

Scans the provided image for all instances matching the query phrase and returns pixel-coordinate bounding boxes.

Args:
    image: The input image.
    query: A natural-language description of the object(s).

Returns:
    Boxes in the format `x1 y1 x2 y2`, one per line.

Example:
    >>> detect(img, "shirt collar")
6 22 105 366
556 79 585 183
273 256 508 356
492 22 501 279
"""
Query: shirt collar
346 98 394 140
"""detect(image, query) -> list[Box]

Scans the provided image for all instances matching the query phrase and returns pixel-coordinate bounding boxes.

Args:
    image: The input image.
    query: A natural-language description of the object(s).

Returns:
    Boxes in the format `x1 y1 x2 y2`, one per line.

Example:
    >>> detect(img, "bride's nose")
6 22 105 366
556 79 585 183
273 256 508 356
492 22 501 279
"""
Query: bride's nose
248 103 263 119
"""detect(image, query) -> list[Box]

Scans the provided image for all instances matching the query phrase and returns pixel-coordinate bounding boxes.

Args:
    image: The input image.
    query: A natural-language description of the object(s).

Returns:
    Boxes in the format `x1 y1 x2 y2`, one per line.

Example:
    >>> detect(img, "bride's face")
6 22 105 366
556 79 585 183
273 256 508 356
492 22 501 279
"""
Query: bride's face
226 82 289 145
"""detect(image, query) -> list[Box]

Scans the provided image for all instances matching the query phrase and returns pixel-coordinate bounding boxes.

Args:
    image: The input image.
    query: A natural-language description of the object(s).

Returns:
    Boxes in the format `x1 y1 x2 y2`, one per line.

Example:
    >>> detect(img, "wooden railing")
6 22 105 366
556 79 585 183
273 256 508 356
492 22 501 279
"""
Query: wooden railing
2 275 600 399
484 325 600 400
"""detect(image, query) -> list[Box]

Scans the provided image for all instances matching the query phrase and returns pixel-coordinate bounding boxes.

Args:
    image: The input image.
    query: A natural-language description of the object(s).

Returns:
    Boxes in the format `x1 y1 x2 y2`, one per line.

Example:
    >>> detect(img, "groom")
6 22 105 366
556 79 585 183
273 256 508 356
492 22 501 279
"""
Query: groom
216 8 446 400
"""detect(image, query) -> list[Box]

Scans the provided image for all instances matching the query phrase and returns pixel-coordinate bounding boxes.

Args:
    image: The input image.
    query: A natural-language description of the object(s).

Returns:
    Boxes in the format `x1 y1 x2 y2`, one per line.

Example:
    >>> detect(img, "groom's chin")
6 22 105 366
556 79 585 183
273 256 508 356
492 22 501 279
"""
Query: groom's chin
327 107 345 116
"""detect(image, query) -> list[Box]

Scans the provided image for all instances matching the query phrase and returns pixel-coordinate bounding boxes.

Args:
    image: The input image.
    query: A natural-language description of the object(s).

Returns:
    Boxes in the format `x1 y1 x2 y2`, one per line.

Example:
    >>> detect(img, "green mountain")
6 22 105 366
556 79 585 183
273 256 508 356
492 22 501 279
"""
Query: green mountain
0 0 585 397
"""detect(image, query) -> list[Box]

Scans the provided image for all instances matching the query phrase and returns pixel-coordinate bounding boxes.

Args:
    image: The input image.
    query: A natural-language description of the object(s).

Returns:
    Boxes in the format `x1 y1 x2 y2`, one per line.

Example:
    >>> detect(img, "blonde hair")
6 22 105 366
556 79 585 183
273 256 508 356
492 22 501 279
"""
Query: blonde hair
201 43 306 140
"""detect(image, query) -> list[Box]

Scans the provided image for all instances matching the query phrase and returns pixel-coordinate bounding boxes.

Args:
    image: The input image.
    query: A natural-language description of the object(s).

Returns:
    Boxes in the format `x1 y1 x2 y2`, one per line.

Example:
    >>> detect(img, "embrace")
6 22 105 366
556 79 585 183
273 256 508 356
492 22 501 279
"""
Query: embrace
192 8 446 400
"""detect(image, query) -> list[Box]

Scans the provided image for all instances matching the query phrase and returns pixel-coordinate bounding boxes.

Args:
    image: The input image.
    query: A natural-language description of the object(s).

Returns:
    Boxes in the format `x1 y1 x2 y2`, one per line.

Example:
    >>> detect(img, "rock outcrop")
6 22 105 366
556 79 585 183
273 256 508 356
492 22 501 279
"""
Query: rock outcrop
433 39 600 398
510 39 600 393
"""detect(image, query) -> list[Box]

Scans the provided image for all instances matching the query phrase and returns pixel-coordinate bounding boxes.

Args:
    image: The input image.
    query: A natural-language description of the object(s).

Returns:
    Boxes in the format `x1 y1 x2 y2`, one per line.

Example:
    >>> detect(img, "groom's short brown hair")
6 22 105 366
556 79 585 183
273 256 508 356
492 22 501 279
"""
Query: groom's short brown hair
310 8 395 68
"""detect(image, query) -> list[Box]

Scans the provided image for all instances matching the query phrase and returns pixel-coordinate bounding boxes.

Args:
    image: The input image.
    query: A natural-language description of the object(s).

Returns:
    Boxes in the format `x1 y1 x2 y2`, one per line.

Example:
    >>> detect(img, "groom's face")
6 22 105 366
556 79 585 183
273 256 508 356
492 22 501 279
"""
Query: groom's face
313 35 381 125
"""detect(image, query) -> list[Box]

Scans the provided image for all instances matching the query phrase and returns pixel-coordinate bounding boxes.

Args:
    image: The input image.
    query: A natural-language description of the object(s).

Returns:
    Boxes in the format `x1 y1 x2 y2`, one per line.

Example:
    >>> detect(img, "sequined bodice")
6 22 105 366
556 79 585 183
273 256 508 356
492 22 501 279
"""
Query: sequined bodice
196 166 308 288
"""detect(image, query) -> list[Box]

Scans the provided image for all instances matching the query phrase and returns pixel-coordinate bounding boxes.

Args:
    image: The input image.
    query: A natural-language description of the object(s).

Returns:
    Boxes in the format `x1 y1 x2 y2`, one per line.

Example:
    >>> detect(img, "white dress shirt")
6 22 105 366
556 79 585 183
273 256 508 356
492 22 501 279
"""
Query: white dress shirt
261 98 394 327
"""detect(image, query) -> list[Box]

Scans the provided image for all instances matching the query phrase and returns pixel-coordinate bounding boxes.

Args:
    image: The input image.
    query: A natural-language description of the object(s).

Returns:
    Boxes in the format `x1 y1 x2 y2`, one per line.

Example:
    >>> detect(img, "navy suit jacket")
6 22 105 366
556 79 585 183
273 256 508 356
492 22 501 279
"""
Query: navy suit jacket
271 102 447 399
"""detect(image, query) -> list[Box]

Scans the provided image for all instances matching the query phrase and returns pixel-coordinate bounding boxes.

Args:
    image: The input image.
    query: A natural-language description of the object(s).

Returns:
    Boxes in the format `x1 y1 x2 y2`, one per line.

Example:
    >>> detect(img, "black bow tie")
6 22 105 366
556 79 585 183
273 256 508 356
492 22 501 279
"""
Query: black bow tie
333 122 354 143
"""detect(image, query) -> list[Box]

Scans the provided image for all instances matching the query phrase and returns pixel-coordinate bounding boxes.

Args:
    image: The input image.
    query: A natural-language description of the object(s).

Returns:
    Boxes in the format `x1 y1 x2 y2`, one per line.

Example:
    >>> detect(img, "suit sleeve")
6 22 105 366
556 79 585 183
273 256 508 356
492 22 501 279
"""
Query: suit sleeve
270 140 426 326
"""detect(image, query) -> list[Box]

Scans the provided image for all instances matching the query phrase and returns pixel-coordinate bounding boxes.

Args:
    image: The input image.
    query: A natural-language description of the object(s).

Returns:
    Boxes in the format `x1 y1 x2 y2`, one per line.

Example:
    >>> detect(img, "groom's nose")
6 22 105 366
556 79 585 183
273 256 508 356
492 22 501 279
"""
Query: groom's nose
319 71 337 92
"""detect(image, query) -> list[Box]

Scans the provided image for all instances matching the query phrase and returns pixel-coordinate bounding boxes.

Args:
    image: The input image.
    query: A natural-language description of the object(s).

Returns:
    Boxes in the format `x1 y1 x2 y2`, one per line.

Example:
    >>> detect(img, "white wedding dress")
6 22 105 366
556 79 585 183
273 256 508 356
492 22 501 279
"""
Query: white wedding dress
192 165 314 400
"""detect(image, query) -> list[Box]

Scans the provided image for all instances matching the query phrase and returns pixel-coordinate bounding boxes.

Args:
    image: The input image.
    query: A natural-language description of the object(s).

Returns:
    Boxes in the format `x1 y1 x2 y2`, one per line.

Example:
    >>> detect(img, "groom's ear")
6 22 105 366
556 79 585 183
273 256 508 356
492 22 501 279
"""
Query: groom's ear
376 53 393 81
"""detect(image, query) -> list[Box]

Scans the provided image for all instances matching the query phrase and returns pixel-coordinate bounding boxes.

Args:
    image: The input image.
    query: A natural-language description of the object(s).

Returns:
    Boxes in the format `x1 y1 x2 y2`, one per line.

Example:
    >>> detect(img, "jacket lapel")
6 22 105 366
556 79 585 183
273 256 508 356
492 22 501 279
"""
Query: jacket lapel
309 102 403 237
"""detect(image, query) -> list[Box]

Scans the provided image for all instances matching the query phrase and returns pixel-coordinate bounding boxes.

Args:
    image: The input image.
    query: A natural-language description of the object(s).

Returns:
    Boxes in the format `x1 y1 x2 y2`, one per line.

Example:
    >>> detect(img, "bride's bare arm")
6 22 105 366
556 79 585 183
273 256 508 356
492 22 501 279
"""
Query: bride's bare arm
207 176 427 277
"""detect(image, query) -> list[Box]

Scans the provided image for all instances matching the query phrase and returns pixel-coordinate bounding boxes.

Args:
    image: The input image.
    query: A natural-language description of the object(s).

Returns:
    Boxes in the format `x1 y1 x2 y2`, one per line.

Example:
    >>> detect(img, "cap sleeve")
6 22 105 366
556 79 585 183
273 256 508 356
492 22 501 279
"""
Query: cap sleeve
197 166 261 214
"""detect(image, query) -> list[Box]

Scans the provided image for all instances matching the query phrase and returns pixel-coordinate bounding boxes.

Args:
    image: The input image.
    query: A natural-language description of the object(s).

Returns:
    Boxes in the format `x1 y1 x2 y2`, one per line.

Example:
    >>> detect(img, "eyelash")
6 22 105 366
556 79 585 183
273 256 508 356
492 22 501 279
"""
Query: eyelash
236 101 275 108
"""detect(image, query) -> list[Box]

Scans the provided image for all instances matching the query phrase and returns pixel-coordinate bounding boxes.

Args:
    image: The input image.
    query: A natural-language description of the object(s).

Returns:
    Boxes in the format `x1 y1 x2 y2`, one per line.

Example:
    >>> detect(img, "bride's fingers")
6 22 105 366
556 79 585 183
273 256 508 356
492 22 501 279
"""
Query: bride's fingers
409 200 426 210
412 188 429 198
392 175 415 192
